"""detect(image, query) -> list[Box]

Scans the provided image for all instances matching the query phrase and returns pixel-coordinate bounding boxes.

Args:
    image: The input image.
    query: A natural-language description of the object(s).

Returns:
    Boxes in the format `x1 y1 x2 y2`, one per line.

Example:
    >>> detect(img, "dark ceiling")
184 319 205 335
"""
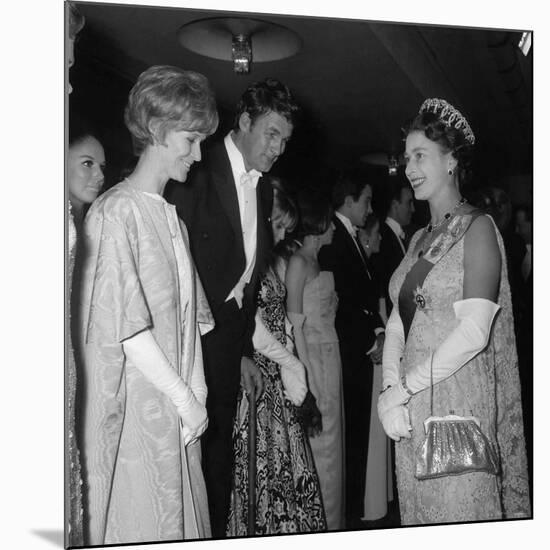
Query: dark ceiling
70 1 533 201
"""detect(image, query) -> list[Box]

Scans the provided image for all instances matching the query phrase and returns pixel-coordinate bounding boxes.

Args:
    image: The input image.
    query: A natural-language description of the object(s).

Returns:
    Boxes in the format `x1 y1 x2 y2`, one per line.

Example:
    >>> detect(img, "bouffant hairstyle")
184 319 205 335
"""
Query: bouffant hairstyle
68 2 85 39
124 65 219 156
233 77 300 130
403 110 474 186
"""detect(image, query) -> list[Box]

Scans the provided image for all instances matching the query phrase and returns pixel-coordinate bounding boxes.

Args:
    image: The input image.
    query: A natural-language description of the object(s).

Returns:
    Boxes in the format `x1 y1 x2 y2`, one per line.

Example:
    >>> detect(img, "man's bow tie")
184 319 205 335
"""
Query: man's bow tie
240 170 262 188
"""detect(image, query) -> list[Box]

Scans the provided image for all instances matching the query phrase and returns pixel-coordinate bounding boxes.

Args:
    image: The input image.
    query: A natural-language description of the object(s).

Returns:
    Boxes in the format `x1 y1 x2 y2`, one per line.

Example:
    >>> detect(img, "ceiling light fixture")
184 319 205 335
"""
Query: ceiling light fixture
361 152 405 176
178 17 302 74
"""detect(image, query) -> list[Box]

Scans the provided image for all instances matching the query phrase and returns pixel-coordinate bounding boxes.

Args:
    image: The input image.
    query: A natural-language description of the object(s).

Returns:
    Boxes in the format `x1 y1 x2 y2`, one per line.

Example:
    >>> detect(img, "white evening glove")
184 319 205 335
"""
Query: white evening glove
123 329 208 445
378 404 412 441
253 313 307 406
378 297 501 412
381 306 405 389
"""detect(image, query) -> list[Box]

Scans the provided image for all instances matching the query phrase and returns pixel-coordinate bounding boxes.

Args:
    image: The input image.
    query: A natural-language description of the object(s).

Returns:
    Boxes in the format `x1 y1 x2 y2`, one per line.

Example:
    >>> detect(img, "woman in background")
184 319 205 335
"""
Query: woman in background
357 216 393 523
68 119 106 229
66 3 88 546
286 195 344 531
227 182 326 536
78 65 218 545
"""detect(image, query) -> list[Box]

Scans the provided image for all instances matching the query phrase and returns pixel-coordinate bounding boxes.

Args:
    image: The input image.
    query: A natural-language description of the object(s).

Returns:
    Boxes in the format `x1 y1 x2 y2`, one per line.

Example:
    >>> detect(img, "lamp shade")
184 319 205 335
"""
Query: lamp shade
177 17 302 62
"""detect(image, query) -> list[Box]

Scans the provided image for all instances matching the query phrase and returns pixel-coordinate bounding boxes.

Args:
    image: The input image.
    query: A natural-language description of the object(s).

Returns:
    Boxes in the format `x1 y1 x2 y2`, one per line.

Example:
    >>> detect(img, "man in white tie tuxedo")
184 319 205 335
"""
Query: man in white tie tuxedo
165 78 299 537
376 179 415 314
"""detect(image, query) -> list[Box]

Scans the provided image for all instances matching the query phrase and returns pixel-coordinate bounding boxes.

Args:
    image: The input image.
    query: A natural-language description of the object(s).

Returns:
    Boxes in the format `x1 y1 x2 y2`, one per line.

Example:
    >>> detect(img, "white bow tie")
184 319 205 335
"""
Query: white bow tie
240 170 262 188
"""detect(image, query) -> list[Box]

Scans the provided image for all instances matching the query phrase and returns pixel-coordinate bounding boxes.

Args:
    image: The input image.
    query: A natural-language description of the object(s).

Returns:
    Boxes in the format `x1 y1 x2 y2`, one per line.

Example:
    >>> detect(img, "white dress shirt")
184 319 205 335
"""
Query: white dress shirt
224 132 262 307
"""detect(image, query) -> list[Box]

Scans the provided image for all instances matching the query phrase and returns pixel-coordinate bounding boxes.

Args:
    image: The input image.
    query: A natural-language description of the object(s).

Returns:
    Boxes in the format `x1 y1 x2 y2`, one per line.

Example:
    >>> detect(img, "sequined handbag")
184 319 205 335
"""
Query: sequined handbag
415 354 499 480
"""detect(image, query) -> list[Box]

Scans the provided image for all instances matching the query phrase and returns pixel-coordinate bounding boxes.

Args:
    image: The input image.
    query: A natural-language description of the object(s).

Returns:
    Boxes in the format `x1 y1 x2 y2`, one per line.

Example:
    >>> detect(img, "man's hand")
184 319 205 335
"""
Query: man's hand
370 332 385 364
240 356 264 399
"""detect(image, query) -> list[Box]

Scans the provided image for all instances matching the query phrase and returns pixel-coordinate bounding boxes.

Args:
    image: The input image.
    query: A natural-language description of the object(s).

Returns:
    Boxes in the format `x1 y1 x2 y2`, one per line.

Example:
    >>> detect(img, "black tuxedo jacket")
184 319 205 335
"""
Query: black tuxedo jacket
164 140 273 356
318 215 383 354
374 221 406 313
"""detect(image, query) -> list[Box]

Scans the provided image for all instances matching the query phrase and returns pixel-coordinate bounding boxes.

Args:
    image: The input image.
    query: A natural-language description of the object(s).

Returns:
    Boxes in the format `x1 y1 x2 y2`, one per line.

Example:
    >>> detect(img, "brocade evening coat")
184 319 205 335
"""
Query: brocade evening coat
78 180 214 545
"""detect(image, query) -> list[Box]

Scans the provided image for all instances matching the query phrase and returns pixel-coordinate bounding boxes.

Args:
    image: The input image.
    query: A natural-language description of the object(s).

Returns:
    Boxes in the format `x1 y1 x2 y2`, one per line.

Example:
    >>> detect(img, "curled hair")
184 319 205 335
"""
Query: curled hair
124 65 219 156
295 194 333 240
234 77 300 129
331 172 370 211
403 110 474 186
68 2 85 39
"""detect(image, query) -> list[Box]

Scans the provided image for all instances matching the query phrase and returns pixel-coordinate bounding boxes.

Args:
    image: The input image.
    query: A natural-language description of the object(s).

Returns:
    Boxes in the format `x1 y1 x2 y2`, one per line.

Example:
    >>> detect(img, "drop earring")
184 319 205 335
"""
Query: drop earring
448 168 454 176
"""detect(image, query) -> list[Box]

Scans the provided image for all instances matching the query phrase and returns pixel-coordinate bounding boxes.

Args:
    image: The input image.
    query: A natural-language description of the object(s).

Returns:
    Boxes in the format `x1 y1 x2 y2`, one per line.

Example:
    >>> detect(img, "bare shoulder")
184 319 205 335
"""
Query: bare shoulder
288 250 308 270
465 213 499 252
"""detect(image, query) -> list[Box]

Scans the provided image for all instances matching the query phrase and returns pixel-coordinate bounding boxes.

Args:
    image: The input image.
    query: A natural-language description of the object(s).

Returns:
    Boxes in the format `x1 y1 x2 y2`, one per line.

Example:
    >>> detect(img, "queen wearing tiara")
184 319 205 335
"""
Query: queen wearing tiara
376 98 530 524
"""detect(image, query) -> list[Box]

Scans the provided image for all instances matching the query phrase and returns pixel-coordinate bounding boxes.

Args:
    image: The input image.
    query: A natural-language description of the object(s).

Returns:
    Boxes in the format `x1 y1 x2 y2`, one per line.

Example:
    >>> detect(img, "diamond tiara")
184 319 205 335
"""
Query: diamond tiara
419 98 475 145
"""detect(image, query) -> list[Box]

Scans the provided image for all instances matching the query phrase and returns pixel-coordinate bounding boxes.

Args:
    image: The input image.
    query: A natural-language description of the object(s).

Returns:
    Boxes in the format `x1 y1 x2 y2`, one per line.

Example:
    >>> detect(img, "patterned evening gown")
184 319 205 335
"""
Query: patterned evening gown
302 271 345 530
67 201 84 547
227 269 327 536
388 212 530 525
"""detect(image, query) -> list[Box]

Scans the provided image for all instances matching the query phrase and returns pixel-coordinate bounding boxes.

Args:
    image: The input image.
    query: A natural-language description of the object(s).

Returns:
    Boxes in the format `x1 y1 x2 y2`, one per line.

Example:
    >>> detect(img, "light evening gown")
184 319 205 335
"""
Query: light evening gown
389 211 530 524
302 271 345 530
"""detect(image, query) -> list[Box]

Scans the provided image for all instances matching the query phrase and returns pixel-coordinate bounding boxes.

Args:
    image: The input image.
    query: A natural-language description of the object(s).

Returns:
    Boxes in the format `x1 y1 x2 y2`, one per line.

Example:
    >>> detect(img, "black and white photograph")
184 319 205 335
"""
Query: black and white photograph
3 0 545 549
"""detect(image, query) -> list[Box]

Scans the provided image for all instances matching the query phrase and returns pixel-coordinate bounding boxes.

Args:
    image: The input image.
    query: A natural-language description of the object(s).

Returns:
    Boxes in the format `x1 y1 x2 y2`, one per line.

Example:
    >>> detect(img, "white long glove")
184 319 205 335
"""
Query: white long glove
253 312 307 406
378 298 501 414
379 404 412 442
123 329 208 445
381 306 405 389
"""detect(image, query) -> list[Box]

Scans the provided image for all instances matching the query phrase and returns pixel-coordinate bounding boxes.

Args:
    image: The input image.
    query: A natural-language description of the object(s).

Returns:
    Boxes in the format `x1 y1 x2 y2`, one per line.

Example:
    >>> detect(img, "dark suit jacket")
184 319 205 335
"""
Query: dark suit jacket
318 215 383 354
374 220 406 313
164 140 273 357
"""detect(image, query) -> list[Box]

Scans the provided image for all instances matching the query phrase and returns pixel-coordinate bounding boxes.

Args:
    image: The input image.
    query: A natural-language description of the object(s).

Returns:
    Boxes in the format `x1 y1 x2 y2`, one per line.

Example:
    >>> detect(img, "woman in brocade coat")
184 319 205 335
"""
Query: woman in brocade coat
78 65 218 545
377 98 530 525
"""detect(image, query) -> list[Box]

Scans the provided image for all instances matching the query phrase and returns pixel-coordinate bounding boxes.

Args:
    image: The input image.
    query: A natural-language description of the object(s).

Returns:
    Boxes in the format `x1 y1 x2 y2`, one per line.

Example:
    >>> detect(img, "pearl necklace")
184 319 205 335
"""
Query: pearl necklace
425 197 466 233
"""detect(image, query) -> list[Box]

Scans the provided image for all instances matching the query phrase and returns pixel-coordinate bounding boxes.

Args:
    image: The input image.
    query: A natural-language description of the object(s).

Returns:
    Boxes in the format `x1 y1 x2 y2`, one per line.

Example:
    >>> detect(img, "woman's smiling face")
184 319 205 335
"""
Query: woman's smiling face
68 135 106 209
404 130 454 202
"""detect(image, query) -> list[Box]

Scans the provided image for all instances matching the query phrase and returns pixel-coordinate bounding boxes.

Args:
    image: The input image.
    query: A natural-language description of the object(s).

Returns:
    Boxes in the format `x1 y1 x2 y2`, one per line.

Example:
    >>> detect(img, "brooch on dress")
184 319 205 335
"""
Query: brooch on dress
413 285 432 312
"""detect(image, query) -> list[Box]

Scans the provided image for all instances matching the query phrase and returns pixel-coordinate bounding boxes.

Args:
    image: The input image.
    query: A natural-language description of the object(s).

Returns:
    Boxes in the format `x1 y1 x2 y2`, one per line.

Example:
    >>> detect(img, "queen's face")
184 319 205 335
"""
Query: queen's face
404 131 453 202
68 136 106 209
160 128 207 183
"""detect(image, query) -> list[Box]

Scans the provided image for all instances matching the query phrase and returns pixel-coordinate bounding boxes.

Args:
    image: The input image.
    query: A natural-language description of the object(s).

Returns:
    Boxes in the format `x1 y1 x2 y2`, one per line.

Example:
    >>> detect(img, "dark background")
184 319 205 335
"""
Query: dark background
69 1 533 224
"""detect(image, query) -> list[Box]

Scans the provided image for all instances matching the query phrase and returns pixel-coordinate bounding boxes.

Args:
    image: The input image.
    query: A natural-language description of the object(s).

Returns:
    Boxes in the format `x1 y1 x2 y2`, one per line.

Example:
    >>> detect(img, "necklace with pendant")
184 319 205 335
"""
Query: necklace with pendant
417 197 467 258
425 196 466 233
